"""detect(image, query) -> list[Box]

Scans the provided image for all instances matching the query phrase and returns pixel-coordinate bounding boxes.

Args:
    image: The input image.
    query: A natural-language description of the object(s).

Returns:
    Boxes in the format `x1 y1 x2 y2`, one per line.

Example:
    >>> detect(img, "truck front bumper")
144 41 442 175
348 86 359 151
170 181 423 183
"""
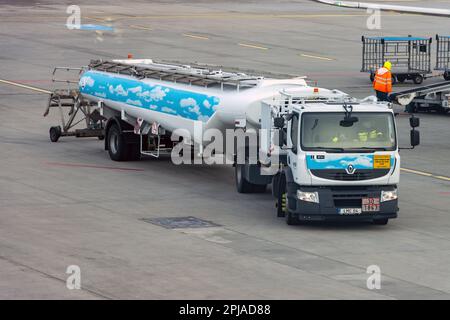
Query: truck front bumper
287 185 398 222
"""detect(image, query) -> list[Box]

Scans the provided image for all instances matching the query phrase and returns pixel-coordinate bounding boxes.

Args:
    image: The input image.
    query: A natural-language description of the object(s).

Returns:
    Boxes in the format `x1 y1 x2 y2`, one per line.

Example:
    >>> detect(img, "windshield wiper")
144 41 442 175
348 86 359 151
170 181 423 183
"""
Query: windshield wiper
311 147 345 153
354 147 388 151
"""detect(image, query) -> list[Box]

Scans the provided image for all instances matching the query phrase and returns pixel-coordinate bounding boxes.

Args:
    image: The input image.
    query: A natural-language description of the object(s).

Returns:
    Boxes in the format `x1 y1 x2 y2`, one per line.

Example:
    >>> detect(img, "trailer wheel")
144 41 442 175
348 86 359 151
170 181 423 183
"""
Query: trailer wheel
372 218 389 225
235 163 254 193
412 74 424 85
444 71 450 81
107 123 128 161
49 126 61 142
235 163 265 193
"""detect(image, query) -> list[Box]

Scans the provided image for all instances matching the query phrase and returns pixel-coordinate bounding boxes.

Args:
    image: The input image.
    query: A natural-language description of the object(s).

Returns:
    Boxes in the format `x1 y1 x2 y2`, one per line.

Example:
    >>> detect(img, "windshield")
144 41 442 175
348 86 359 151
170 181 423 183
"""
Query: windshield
301 112 396 151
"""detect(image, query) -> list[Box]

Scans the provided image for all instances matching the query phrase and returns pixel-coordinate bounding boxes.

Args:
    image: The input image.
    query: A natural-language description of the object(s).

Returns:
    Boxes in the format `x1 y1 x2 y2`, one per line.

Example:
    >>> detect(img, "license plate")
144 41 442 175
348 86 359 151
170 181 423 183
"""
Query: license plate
362 197 380 212
339 208 362 215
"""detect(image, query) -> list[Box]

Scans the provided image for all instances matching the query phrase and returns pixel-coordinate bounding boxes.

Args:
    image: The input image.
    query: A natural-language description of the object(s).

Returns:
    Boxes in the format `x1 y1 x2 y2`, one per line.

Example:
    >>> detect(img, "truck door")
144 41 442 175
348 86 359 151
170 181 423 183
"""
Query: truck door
287 112 299 175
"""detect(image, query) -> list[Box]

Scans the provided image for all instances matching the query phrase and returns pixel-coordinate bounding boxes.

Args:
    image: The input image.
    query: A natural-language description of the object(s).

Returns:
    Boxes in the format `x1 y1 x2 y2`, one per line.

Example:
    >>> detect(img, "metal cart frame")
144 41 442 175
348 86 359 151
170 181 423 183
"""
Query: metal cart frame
361 36 432 85
435 35 450 81
43 67 105 142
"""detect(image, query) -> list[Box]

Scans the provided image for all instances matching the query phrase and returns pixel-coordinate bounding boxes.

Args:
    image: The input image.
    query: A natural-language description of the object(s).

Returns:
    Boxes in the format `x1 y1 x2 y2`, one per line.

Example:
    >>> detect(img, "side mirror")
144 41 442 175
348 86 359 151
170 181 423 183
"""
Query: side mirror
410 116 420 128
278 128 286 146
274 117 285 129
411 129 420 147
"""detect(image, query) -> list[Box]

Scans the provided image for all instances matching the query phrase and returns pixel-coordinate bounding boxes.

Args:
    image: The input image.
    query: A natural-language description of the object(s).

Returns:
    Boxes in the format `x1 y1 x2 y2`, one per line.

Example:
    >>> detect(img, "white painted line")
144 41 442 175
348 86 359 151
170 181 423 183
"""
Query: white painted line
238 43 268 50
183 33 209 40
300 53 334 61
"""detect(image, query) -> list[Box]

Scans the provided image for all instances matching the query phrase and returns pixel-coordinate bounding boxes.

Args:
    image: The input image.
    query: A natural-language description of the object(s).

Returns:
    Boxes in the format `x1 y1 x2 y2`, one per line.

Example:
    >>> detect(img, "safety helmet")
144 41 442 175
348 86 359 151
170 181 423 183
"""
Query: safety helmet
384 61 392 71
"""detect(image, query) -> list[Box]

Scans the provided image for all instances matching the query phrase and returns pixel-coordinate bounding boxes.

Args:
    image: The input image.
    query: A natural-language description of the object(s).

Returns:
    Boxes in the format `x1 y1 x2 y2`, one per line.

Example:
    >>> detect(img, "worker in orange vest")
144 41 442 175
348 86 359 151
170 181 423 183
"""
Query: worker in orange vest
373 61 393 102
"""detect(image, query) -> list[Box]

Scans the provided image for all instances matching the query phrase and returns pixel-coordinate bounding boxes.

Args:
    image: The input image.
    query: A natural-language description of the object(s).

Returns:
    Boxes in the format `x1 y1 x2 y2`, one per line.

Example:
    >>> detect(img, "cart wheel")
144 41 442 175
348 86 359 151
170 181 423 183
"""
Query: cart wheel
412 74 424 85
444 71 450 81
49 126 62 143
396 75 406 83
369 73 375 82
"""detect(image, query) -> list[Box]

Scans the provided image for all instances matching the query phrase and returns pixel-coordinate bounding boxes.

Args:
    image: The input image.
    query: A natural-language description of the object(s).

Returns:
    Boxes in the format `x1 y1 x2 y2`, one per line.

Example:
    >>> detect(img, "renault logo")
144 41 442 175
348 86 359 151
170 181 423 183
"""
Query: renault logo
346 164 356 175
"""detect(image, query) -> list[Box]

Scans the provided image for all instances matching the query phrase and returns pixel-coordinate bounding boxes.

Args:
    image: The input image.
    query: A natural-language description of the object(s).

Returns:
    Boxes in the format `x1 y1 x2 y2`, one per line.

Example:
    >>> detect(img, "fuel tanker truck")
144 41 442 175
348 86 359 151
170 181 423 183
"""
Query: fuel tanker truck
45 59 420 225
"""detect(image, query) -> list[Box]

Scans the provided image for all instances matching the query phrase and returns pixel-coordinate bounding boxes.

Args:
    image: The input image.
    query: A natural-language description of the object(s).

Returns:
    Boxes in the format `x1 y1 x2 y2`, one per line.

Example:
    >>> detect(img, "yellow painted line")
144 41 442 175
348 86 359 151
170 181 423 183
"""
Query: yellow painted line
0 79 51 94
434 175 450 182
85 16 109 23
182 33 209 40
238 43 268 50
129 24 153 31
401 168 433 177
300 53 334 61
401 168 450 182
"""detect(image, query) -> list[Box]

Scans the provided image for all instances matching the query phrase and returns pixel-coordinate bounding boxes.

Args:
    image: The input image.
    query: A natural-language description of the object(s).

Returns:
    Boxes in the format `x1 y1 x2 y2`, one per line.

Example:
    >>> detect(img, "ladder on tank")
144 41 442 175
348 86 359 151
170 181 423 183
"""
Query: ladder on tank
88 59 262 91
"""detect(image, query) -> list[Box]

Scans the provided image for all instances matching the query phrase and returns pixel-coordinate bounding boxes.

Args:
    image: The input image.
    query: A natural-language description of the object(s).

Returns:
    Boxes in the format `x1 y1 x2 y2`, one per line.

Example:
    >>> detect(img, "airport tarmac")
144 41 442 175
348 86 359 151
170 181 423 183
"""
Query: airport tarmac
1 0 450 299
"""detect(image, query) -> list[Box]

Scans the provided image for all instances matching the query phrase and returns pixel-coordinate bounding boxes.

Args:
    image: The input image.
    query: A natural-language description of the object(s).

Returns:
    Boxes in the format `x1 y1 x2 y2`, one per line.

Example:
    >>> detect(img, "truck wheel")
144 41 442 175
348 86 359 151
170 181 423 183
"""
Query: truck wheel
412 74 424 85
372 218 389 225
127 143 141 161
49 126 61 142
107 123 128 161
235 163 255 193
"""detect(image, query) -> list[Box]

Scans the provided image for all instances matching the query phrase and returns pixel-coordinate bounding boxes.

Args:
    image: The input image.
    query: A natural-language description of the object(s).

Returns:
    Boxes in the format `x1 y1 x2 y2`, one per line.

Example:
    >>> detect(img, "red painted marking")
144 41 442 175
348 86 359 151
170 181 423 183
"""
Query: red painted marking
45 162 145 172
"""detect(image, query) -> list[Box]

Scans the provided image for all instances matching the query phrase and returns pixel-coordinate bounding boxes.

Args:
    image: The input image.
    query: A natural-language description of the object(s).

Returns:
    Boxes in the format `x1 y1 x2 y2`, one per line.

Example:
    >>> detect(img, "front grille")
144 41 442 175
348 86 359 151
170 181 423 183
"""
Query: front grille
310 169 390 181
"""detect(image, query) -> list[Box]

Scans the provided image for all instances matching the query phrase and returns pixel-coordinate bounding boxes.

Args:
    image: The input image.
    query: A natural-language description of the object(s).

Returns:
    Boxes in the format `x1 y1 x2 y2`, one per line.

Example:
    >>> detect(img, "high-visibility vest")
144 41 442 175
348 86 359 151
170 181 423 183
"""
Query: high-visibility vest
373 67 392 93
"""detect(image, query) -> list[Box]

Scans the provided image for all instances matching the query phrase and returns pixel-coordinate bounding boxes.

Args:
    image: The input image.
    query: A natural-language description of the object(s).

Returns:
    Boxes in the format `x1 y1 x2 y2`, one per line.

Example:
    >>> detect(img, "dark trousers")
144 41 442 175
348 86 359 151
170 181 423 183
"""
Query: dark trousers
376 90 390 102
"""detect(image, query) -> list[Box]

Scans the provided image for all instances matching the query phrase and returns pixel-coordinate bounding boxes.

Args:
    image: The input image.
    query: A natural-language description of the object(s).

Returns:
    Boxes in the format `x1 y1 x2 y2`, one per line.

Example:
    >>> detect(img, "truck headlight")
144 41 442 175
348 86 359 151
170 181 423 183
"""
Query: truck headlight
297 190 319 203
381 189 398 202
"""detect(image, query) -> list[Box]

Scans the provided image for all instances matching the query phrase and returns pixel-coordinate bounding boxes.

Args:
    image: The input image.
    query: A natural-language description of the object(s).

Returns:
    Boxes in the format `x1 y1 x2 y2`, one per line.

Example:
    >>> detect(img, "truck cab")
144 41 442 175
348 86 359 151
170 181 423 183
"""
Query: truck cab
255 94 420 225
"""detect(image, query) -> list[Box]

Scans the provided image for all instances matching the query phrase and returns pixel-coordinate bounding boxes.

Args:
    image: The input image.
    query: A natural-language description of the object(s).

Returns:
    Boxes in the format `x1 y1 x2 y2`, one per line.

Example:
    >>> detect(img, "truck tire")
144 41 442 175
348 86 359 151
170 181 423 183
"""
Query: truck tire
107 123 128 161
372 218 389 225
127 143 141 161
235 163 266 193
235 163 254 193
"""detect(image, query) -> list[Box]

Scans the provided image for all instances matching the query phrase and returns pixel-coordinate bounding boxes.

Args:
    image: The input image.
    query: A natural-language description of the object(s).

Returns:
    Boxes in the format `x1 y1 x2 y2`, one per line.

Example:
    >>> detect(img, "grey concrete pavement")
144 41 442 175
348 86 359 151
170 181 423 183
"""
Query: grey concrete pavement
1 0 450 299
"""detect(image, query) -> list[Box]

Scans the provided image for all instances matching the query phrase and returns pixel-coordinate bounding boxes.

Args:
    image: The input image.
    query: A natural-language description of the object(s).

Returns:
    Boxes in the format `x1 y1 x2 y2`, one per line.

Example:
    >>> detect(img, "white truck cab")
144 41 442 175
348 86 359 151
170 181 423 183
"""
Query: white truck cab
240 94 420 225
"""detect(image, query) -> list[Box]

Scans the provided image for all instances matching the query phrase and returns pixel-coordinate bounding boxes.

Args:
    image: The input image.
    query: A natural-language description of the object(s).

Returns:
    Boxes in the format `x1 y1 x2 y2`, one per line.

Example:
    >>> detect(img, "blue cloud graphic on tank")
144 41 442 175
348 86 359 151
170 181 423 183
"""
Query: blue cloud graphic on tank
79 71 220 122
